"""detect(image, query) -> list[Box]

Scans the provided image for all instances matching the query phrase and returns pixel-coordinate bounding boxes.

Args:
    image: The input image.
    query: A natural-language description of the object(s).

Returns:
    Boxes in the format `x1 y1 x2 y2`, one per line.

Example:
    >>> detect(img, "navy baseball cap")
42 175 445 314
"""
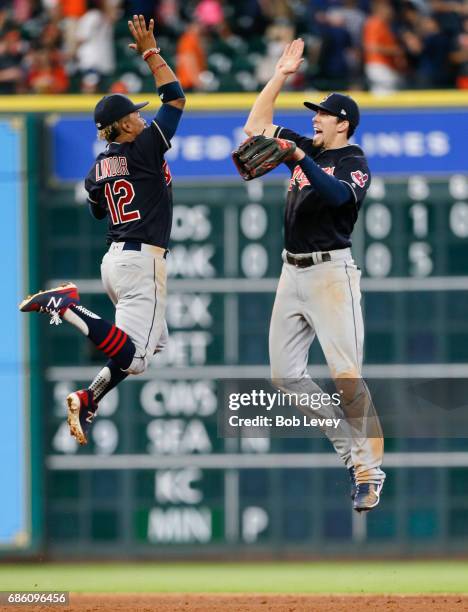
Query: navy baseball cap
304 93 360 128
94 94 149 129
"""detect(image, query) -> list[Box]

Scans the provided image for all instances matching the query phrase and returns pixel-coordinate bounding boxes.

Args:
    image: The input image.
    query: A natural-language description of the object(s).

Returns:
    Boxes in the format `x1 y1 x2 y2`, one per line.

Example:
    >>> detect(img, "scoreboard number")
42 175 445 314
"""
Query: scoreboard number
240 203 269 278
242 507 269 543
409 204 428 238
408 175 429 200
408 242 433 277
241 244 269 278
92 420 119 455
365 203 392 239
450 202 468 238
364 177 467 278
449 175 468 199
240 203 268 240
365 242 392 277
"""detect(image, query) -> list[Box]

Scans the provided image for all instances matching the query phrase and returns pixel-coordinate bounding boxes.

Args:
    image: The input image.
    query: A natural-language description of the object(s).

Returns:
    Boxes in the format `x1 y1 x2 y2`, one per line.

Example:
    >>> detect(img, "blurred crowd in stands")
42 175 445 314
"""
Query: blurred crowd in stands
0 0 467 95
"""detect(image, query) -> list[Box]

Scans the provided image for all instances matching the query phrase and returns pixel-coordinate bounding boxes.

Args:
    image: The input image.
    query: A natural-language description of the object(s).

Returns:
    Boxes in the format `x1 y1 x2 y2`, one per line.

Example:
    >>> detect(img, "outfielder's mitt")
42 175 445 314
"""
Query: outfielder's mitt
232 135 297 181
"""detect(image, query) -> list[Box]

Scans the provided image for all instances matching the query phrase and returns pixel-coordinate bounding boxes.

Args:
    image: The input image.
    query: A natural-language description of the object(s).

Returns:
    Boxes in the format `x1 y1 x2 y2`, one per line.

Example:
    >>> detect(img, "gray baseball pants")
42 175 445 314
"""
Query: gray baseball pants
269 247 385 484
101 241 168 375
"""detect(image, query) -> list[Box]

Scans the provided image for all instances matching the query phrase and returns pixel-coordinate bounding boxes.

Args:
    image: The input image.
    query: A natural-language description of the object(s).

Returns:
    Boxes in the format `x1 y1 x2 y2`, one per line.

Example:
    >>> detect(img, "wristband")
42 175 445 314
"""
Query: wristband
158 81 185 103
142 47 160 61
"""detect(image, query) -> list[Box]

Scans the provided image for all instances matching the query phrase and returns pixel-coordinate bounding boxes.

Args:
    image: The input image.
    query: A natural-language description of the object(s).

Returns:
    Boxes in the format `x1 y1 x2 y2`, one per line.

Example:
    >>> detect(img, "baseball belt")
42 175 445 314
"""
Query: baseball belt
286 252 331 268
120 242 168 259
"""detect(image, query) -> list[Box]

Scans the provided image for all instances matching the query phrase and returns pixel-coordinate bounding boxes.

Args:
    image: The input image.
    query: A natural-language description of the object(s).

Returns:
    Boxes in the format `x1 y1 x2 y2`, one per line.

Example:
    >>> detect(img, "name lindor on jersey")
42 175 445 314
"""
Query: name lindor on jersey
288 165 335 191
96 156 130 181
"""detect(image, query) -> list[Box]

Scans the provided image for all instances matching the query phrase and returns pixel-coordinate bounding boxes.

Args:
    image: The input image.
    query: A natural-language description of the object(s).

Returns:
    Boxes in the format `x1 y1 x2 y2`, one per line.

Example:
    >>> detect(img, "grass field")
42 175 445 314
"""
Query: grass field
0 561 467 594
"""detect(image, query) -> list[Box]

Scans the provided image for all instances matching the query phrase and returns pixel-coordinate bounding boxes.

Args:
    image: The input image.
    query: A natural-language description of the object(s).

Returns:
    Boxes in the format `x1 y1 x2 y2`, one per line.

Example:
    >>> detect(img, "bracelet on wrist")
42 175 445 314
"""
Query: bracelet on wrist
142 47 160 61
151 62 167 73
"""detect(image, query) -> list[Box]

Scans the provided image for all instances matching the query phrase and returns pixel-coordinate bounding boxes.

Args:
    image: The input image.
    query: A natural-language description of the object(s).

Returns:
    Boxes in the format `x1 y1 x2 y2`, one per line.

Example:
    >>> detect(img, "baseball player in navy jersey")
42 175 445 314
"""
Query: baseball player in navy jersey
19 15 185 445
244 39 385 512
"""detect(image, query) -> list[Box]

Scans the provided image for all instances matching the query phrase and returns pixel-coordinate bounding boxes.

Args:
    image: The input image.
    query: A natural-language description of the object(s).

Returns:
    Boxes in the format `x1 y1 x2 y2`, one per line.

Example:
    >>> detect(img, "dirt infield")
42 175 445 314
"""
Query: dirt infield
7 593 468 612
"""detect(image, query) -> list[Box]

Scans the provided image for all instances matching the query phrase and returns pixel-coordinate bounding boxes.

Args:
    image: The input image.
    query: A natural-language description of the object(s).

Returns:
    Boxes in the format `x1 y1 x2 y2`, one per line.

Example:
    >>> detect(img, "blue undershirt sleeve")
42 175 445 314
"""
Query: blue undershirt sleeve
154 104 183 142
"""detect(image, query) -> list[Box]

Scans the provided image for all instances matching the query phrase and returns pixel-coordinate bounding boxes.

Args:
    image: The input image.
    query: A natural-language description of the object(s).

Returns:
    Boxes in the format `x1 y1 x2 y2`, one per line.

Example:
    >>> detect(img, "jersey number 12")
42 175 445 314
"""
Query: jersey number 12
104 179 140 225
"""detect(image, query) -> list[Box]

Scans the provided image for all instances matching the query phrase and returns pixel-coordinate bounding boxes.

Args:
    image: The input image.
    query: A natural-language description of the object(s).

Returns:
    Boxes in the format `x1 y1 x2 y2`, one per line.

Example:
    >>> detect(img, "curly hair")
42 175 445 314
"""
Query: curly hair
98 120 121 142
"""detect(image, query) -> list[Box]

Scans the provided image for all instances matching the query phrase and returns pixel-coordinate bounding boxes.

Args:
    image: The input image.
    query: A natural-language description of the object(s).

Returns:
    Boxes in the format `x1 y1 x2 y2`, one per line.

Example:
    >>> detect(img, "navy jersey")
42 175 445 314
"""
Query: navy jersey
276 126 371 254
85 120 173 248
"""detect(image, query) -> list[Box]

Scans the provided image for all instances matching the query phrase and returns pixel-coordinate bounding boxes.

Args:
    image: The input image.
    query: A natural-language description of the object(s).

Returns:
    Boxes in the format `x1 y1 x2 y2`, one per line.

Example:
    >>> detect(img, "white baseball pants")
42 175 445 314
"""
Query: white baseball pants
269 248 385 484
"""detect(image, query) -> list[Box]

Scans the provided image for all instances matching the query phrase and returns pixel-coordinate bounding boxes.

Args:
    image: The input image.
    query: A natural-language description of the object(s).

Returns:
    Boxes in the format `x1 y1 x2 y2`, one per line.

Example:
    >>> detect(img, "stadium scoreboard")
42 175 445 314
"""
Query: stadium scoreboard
42 172 468 552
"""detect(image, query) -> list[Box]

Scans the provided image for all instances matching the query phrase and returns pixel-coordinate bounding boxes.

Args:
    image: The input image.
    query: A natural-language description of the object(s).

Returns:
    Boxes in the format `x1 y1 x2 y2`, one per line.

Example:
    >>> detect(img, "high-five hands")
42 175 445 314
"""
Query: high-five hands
128 14 158 55
275 38 305 77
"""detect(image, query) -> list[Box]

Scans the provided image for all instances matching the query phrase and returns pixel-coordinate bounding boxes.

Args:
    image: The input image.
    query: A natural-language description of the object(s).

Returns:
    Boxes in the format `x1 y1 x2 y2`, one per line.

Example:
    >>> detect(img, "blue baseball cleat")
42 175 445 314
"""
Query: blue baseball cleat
353 481 384 512
19 282 79 325
67 389 98 446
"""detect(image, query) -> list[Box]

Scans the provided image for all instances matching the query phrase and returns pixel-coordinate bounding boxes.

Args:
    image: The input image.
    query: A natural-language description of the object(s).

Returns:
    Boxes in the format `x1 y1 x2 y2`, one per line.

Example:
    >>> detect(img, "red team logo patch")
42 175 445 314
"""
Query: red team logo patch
289 165 335 191
163 160 172 186
289 166 310 191
350 170 368 188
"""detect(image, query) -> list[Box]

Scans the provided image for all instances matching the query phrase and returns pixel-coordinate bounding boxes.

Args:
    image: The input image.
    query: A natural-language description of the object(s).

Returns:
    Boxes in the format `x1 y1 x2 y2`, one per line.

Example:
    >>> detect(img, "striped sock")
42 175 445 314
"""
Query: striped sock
63 305 135 370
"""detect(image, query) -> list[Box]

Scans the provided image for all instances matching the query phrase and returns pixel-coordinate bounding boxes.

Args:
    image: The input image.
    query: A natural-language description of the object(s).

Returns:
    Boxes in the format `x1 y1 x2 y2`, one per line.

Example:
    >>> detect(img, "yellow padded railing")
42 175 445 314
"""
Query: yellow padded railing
0 90 466 112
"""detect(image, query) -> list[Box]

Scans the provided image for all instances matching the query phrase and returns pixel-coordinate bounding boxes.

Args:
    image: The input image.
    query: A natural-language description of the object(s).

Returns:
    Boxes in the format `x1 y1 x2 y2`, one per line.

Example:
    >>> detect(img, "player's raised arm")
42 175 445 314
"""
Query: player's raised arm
244 38 304 138
128 14 185 144
128 15 185 111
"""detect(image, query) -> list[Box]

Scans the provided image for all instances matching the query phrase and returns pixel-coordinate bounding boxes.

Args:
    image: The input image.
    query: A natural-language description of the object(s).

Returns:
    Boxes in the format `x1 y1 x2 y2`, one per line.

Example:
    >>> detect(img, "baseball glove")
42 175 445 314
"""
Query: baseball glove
232 135 297 181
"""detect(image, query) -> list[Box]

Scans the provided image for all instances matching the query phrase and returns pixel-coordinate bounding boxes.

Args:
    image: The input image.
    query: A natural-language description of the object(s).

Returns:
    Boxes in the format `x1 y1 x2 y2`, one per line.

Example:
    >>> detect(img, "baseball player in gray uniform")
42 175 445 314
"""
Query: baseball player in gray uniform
19 16 185 446
243 39 385 511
